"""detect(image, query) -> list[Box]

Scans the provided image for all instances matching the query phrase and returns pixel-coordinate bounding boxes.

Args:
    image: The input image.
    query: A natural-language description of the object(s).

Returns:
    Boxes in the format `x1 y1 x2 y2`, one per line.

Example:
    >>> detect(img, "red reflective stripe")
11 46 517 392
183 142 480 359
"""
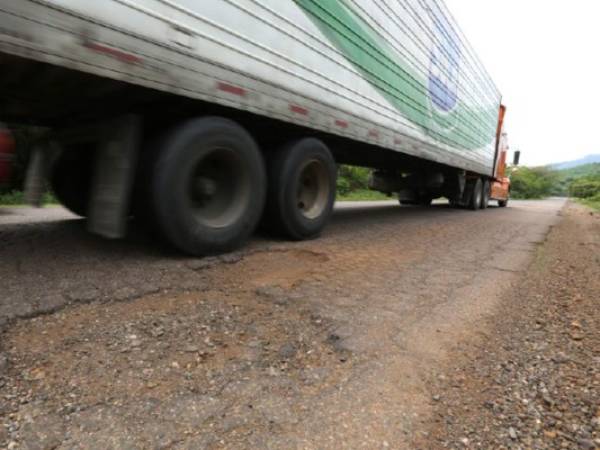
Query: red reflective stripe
84 42 142 64
217 82 246 97
368 130 379 138
290 105 309 115
394 138 402 145
335 120 348 128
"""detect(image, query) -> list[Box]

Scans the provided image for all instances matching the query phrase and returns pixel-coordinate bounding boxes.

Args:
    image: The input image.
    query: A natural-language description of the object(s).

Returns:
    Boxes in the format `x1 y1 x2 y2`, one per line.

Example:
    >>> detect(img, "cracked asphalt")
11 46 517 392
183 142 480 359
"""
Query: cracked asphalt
0 199 566 448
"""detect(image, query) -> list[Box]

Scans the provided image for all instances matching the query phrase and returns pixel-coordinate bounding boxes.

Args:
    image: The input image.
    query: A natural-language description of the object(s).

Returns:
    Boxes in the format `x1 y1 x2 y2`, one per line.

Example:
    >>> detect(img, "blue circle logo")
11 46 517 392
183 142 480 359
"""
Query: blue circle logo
428 17 460 114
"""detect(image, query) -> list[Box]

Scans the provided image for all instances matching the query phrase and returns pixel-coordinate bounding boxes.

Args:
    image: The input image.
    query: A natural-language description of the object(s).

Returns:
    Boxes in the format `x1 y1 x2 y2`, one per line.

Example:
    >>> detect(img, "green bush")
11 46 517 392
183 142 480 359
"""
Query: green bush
509 166 559 199
578 192 600 211
337 165 371 193
0 190 57 206
569 176 600 199
336 175 352 195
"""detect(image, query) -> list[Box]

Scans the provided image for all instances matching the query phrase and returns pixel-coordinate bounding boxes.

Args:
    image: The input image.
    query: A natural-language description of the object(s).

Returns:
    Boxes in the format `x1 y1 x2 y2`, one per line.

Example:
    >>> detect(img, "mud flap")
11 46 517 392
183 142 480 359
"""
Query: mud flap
24 143 59 207
24 146 47 207
87 115 141 239
25 115 141 238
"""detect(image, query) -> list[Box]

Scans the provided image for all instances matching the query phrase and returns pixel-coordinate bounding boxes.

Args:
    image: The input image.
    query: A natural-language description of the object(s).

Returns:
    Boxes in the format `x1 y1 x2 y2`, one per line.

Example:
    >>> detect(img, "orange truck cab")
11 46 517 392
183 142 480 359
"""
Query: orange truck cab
490 105 518 207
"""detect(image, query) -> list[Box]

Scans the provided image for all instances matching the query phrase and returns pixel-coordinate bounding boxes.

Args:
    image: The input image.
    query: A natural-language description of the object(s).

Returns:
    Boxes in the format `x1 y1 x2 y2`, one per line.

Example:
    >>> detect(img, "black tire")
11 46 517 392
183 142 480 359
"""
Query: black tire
399 194 431 206
481 179 491 209
150 117 266 256
498 199 508 207
468 178 483 211
49 149 93 217
419 197 433 206
264 138 336 240
399 199 417 206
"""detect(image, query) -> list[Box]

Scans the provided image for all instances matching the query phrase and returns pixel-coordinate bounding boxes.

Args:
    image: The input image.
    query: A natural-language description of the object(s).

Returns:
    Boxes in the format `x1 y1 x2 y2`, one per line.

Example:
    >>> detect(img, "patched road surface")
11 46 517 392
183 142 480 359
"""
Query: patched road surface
0 199 567 449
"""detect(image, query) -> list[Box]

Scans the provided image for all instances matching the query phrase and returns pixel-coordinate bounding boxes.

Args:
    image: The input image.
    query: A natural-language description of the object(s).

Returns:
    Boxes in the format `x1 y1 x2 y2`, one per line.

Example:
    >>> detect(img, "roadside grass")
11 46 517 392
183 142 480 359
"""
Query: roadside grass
337 189 392 202
576 195 600 211
0 190 58 207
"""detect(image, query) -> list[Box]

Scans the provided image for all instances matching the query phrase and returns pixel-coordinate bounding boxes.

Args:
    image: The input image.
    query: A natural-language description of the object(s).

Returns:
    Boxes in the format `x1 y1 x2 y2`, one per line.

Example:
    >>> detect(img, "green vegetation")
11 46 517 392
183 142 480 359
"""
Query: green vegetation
0 190 57 207
337 189 390 201
577 195 600 211
508 166 559 199
336 165 390 201
553 163 600 196
508 163 600 205
566 164 600 210
334 162 600 203
336 165 370 195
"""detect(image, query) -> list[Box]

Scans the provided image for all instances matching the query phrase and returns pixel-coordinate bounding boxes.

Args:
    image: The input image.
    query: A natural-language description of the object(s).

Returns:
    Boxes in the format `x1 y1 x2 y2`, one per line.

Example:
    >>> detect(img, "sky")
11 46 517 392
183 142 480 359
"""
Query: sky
444 0 600 166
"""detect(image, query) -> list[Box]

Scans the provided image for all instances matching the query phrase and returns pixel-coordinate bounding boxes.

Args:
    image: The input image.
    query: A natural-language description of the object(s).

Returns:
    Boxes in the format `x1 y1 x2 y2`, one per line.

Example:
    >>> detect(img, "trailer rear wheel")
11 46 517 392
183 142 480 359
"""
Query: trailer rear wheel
419 197 433 206
49 149 92 217
468 178 483 211
481 180 491 209
264 138 336 240
399 194 432 206
150 117 266 255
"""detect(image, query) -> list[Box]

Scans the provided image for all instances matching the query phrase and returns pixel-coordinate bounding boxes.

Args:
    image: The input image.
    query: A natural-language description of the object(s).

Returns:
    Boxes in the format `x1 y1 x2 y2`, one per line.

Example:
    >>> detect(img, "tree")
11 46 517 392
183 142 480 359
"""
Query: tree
509 166 559 199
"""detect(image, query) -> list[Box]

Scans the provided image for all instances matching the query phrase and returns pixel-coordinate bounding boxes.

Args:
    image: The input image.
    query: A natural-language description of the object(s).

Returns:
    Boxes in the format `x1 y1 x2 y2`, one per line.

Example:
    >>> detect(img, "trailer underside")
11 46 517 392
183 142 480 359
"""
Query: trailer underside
3 53 509 255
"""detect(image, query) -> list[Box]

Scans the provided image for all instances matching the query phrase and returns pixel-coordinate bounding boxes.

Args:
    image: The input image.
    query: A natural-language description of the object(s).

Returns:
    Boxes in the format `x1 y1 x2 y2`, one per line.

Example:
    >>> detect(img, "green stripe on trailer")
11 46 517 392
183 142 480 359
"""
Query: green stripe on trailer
294 0 498 151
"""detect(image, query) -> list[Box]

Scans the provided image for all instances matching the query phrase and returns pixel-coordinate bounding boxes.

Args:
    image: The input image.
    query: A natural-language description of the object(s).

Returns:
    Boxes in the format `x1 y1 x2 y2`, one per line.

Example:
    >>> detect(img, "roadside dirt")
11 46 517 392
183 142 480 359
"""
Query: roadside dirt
0 199 568 448
418 203 600 449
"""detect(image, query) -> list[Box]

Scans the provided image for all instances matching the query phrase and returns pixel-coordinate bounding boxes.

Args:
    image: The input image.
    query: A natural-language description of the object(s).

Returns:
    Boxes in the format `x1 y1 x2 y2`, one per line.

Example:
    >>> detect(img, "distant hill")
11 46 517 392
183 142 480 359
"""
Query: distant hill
557 162 600 178
551 154 600 170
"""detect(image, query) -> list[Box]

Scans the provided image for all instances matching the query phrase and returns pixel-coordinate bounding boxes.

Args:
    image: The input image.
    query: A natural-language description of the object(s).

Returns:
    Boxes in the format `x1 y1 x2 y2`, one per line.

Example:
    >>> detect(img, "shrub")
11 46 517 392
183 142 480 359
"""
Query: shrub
509 166 559 199
0 190 57 206
569 176 600 199
336 165 371 195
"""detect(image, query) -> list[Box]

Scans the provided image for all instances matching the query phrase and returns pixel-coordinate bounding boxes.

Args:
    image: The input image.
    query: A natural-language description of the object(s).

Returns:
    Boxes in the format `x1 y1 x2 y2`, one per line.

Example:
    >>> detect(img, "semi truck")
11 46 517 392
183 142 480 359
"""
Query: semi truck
0 0 516 255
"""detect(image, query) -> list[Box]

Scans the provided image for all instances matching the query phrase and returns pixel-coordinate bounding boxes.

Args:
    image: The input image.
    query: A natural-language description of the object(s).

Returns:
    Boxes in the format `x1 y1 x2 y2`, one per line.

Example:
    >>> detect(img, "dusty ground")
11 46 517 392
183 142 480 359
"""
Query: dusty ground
418 202 600 450
0 198 581 449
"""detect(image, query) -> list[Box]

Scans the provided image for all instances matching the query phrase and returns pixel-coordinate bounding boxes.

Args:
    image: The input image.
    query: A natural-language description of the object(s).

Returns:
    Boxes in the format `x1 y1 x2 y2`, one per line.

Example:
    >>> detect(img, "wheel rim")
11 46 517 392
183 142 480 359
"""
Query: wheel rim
187 148 250 228
296 159 330 220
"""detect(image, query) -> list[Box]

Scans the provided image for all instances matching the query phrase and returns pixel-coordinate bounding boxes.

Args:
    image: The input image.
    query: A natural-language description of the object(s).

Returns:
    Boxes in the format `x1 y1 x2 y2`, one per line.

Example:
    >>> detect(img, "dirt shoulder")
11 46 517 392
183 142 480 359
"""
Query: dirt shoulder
417 203 600 449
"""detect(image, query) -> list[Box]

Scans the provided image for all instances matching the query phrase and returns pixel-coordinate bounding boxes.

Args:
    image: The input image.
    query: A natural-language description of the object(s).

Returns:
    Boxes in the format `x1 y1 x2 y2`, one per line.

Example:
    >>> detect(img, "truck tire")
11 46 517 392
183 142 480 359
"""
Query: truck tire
399 199 417 206
481 179 491 209
264 138 336 240
49 149 92 217
498 199 508 207
419 197 433 206
399 194 432 206
150 117 266 255
468 178 483 211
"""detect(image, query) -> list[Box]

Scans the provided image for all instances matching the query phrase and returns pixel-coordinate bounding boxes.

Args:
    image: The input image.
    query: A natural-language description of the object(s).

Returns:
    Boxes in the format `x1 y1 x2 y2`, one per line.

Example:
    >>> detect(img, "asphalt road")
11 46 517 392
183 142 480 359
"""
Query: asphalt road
0 198 566 448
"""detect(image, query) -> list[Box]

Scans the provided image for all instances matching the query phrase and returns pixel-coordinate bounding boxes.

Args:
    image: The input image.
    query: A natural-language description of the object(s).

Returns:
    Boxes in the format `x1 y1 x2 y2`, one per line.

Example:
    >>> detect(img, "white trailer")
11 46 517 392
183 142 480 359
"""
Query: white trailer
0 0 505 255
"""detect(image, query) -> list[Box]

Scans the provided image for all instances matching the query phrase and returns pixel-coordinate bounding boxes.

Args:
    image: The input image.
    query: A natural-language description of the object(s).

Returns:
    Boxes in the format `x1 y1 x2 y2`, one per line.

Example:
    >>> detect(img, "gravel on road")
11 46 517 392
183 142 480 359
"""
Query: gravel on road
418 203 600 450
0 199 568 449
